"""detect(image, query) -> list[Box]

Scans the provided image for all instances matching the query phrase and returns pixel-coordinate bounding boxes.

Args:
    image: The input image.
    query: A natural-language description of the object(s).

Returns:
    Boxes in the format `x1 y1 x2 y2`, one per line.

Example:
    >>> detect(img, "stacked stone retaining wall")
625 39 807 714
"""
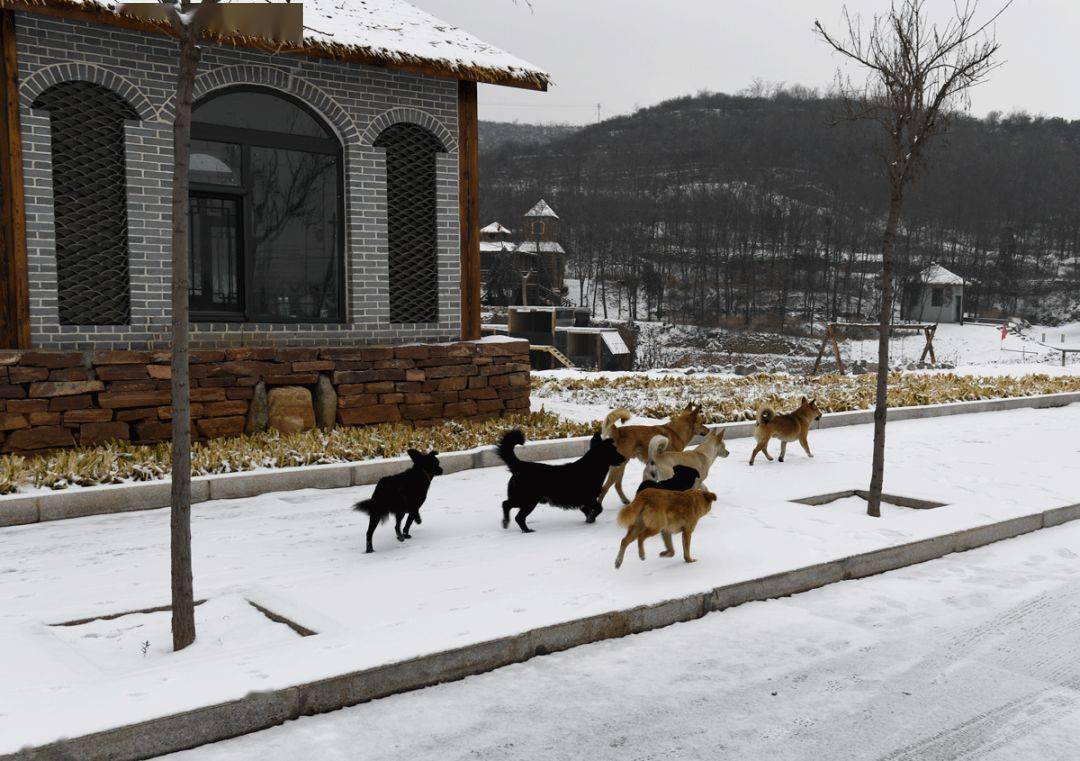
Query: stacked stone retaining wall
0 340 530 453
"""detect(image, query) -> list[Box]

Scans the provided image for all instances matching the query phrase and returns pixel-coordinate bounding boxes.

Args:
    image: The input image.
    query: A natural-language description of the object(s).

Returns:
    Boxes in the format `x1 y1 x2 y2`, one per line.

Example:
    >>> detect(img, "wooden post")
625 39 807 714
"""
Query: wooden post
0 10 29 350
830 324 845 374
918 325 937 364
811 326 831 376
457 79 480 341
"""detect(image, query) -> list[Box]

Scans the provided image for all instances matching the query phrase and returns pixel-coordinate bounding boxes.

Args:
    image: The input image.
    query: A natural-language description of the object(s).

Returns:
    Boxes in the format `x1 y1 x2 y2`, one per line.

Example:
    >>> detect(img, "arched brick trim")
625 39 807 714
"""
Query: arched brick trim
362 107 457 153
168 64 359 144
20 63 155 121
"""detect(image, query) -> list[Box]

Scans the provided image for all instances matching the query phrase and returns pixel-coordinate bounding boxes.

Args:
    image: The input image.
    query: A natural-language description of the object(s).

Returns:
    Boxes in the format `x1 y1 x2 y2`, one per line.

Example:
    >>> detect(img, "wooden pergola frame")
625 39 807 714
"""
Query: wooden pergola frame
811 322 938 376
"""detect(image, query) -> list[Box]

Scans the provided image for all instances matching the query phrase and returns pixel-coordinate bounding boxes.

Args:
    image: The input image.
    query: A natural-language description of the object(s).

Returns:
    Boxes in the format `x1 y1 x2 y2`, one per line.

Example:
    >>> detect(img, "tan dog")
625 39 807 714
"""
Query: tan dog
599 403 708 504
749 397 822 465
644 427 729 486
614 488 717 568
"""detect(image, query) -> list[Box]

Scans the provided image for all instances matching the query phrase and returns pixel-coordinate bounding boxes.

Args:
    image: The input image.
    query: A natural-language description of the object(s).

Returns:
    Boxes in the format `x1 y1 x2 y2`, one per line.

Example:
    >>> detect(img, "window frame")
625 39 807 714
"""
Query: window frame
189 86 346 325
188 190 246 322
931 287 944 306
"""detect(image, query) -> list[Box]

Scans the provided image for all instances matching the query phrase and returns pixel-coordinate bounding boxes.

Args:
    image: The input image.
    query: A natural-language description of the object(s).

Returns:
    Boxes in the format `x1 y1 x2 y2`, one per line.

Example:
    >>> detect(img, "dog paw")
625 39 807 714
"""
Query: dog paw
520 527 535 534
402 533 411 539
365 548 375 554
397 536 406 543
502 519 510 529
685 558 697 564
659 550 674 558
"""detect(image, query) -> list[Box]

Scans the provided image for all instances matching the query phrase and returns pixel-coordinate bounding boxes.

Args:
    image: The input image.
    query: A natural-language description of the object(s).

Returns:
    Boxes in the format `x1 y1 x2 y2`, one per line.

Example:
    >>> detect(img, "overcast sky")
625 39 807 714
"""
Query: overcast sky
411 0 1079 125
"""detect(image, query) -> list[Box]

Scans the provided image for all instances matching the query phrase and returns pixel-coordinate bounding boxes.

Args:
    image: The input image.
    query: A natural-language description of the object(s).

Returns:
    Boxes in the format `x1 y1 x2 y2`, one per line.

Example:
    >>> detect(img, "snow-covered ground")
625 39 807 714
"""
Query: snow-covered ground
165 517 1080 761
530 321 1080 423
2 405 1080 753
848 320 1080 370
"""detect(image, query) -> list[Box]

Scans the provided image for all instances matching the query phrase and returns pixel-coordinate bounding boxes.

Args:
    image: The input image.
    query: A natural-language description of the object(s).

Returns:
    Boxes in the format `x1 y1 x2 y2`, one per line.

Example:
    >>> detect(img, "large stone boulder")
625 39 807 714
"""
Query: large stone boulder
245 381 269 434
267 386 315 434
314 374 337 430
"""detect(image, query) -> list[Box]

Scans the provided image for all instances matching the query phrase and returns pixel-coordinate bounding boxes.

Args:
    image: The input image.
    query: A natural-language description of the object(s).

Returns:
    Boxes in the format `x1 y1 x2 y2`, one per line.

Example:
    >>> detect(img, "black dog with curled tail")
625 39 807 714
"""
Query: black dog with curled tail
354 449 442 553
497 429 626 533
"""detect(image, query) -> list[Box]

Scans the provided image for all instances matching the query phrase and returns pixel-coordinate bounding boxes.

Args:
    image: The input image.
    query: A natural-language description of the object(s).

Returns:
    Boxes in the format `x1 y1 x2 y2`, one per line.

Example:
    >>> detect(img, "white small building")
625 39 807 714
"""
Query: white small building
905 263 965 323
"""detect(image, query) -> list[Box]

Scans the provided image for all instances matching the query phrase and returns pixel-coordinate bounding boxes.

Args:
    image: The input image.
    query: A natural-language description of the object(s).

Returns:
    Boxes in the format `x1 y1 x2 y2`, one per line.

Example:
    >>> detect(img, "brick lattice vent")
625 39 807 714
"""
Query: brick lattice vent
0 341 530 454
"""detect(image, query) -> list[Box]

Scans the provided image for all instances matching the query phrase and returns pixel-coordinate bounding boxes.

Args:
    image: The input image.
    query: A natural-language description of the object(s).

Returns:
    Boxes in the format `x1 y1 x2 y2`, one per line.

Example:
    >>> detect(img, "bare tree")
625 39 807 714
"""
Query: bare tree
157 0 222 652
815 0 1008 517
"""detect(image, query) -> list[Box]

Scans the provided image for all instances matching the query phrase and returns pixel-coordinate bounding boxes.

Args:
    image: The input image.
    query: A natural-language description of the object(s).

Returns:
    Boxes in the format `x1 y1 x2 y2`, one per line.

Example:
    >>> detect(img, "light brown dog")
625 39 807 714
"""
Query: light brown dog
645 427 729 486
599 403 708 504
748 396 822 465
614 487 717 568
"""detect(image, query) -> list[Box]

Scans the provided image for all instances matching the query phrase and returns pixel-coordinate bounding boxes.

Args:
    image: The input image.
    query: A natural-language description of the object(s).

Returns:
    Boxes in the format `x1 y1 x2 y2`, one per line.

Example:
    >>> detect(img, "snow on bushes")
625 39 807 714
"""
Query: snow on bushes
532 372 1080 423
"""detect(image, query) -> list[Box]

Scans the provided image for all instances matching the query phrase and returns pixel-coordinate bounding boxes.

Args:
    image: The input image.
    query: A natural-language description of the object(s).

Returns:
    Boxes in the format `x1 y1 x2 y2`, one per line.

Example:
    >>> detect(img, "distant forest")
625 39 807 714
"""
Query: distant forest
478 121 580 151
479 88 1080 326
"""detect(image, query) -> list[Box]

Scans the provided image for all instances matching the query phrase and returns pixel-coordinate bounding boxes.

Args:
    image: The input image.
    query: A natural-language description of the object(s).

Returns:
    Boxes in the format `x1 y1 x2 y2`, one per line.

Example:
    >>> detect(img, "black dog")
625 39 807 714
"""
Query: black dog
636 465 700 495
498 429 626 533
353 449 442 553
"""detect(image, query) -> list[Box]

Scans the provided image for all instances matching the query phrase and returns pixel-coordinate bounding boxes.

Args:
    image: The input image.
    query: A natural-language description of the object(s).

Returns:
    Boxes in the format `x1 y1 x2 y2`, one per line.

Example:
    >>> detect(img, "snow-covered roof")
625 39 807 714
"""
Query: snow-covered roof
481 222 512 235
516 241 565 254
920 263 965 286
480 241 517 253
24 0 550 90
524 199 559 218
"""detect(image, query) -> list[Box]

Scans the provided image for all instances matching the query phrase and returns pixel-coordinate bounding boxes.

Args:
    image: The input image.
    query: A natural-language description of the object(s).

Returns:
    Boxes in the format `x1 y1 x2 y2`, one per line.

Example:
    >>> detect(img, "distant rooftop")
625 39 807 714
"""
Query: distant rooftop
480 241 517 253
921 263 964 286
524 199 559 219
515 241 566 255
481 222 513 235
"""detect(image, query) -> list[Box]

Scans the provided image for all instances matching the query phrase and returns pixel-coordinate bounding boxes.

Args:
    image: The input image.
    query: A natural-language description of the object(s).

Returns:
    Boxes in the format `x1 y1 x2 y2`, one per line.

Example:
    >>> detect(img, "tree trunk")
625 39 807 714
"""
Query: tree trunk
170 28 200 652
867 188 903 518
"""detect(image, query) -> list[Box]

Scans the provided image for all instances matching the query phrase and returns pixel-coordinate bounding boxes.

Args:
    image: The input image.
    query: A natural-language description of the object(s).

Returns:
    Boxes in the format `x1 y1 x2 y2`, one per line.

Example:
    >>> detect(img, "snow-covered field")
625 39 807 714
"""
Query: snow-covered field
166 516 1080 761
531 321 1080 424
2 405 1080 753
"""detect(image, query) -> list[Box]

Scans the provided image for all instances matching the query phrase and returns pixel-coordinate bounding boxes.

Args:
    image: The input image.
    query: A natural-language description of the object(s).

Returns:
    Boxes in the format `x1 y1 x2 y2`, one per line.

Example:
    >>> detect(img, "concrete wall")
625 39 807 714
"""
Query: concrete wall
15 12 462 349
907 284 963 323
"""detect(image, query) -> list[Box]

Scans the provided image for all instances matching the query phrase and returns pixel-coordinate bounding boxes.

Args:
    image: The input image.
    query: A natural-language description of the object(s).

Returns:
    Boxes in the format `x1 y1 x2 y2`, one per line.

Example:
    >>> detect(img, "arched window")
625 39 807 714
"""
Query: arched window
190 88 343 322
33 81 138 325
373 123 446 324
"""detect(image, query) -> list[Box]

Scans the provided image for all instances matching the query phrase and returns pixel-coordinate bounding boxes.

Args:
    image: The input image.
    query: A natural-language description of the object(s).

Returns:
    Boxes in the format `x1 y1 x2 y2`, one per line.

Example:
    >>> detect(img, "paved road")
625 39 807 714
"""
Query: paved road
166 519 1080 761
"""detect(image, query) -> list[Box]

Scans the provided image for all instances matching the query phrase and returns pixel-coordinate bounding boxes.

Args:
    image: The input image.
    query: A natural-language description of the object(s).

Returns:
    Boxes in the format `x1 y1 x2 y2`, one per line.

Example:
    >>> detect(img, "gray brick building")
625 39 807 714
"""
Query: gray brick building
0 0 549 350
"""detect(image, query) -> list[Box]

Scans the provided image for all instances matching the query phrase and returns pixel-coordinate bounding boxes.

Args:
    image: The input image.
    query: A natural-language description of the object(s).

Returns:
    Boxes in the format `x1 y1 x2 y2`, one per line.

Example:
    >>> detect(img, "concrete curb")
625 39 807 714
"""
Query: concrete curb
2 391 1079 528
8 499 1079 761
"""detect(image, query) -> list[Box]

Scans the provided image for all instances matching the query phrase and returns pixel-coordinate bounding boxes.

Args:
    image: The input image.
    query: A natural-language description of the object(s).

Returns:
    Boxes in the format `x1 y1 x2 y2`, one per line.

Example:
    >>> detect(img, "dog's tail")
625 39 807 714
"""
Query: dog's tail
756 406 774 426
353 498 389 523
602 408 632 439
647 434 669 463
497 429 526 470
617 497 644 528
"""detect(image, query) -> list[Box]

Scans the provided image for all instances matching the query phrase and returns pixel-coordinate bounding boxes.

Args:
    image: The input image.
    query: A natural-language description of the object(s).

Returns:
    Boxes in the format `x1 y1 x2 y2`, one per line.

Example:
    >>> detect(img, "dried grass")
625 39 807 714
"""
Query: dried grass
0 411 593 495
533 372 1080 424
2 372 1077 496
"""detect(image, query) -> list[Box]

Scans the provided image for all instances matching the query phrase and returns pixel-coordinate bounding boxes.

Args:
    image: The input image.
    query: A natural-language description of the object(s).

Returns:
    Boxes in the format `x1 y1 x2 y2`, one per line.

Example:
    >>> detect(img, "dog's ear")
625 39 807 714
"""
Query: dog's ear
801 396 807 404
407 448 423 462
591 431 603 446
705 491 717 502
810 398 817 406
429 450 439 457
